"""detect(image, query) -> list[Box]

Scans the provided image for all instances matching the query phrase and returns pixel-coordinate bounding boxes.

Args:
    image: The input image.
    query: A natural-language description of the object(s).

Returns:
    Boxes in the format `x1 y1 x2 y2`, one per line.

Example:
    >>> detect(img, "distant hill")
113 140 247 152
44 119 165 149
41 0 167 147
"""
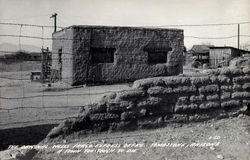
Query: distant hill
0 43 41 55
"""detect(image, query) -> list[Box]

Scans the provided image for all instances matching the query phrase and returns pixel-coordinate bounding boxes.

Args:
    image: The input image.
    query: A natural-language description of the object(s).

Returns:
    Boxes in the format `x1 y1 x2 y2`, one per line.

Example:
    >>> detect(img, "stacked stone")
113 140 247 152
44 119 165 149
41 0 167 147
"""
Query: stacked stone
47 68 250 139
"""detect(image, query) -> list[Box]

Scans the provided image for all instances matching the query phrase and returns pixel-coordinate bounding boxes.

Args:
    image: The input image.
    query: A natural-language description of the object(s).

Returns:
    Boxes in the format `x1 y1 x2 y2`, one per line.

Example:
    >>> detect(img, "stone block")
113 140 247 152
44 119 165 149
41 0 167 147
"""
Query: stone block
199 84 219 93
176 96 189 105
242 83 250 91
189 114 211 122
231 69 244 76
117 120 137 131
89 113 120 122
232 84 242 91
147 86 167 95
116 89 145 101
88 103 107 114
199 102 220 109
221 92 231 100
242 67 250 75
217 75 231 84
121 111 138 120
220 85 232 92
107 102 126 113
172 114 188 123
231 92 250 99
164 77 191 86
172 85 197 94
132 78 165 89
206 94 219 101
190 95 205 103
92 122 110 132
221 100 240 108
137 116 163 129
137 96 163 108
233 76 245 84
244 75 250 83
219 68 231 76
191 77 211 86
209 76 219 84
174 104 198 113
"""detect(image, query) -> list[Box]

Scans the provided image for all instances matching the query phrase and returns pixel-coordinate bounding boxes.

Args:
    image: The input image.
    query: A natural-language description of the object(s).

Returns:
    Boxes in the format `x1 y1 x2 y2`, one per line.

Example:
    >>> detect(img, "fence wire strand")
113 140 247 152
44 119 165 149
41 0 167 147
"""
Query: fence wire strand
0 21 249 127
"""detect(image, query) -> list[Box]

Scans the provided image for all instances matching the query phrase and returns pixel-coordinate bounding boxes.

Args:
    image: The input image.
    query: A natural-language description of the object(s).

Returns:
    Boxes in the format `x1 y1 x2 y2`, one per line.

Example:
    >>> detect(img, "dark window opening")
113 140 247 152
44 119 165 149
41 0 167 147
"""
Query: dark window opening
58 48 62 63
90 48 115 63
148 51 168 64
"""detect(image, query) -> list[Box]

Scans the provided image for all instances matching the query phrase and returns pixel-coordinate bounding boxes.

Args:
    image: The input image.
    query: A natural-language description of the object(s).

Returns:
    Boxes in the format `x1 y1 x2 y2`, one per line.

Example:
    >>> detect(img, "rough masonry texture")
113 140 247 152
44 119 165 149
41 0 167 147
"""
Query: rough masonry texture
47 67 250 139
52 25 184 85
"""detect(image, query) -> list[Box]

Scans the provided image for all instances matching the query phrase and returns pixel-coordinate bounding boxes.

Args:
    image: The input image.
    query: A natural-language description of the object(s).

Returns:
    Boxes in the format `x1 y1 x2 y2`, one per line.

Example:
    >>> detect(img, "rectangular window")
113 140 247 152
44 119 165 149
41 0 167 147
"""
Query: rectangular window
148 51 167 64
90 48 115 63
58 48 62 63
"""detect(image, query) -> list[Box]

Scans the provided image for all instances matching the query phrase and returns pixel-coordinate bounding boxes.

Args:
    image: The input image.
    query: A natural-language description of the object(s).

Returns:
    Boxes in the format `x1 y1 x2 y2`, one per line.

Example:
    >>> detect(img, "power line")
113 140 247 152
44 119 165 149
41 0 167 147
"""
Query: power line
0 34 250 41
0 22 64 29
0 14 51 21
0 21 250 30
154 21 250 27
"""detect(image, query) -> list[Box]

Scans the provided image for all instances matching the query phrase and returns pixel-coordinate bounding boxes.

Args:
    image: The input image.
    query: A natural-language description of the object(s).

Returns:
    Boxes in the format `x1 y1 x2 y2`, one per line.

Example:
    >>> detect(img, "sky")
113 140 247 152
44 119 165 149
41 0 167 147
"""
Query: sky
0 0 249 50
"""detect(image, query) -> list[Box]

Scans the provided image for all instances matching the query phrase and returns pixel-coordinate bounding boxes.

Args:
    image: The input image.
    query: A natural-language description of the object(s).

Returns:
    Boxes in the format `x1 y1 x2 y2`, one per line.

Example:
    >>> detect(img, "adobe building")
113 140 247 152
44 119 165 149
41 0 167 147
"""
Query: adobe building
51 25 184 85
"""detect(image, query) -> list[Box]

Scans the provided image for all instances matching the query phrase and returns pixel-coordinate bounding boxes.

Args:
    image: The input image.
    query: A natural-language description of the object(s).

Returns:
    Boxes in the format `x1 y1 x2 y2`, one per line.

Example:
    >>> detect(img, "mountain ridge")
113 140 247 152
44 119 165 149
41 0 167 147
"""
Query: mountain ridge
0 43 41 55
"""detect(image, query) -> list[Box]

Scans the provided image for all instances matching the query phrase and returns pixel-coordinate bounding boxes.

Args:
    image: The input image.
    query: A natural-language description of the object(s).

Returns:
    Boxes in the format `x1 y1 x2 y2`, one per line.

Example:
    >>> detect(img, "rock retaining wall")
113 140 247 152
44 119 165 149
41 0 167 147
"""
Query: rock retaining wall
47 68 250 139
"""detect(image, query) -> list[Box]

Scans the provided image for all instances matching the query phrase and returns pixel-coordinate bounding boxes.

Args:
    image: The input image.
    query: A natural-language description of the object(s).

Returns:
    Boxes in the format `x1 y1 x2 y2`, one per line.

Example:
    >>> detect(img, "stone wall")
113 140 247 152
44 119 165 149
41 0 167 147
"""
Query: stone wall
47 67 250 139
53 26 184 86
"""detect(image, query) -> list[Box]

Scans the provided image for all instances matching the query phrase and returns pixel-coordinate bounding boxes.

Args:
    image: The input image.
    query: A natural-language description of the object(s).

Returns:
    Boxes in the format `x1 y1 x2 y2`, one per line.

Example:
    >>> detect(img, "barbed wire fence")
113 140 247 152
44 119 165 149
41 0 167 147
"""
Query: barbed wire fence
0 21 250 128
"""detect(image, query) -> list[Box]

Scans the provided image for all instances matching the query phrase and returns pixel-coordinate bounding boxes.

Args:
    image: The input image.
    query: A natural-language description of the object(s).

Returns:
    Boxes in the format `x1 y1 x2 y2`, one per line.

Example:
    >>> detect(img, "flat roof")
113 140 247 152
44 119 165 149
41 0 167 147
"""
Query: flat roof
53 25 183 35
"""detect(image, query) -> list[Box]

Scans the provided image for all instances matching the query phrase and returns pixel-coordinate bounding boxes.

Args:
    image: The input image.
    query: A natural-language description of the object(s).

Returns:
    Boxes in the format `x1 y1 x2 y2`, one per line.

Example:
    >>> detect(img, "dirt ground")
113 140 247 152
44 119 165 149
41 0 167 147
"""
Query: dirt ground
1 115 249 160
0 71 131 129
0 67 202 129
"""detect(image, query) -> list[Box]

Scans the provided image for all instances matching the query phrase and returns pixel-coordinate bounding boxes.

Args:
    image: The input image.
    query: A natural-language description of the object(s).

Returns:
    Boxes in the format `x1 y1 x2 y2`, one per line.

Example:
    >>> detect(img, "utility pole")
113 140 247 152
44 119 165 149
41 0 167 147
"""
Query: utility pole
238 24 240 49
50 13 57 32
